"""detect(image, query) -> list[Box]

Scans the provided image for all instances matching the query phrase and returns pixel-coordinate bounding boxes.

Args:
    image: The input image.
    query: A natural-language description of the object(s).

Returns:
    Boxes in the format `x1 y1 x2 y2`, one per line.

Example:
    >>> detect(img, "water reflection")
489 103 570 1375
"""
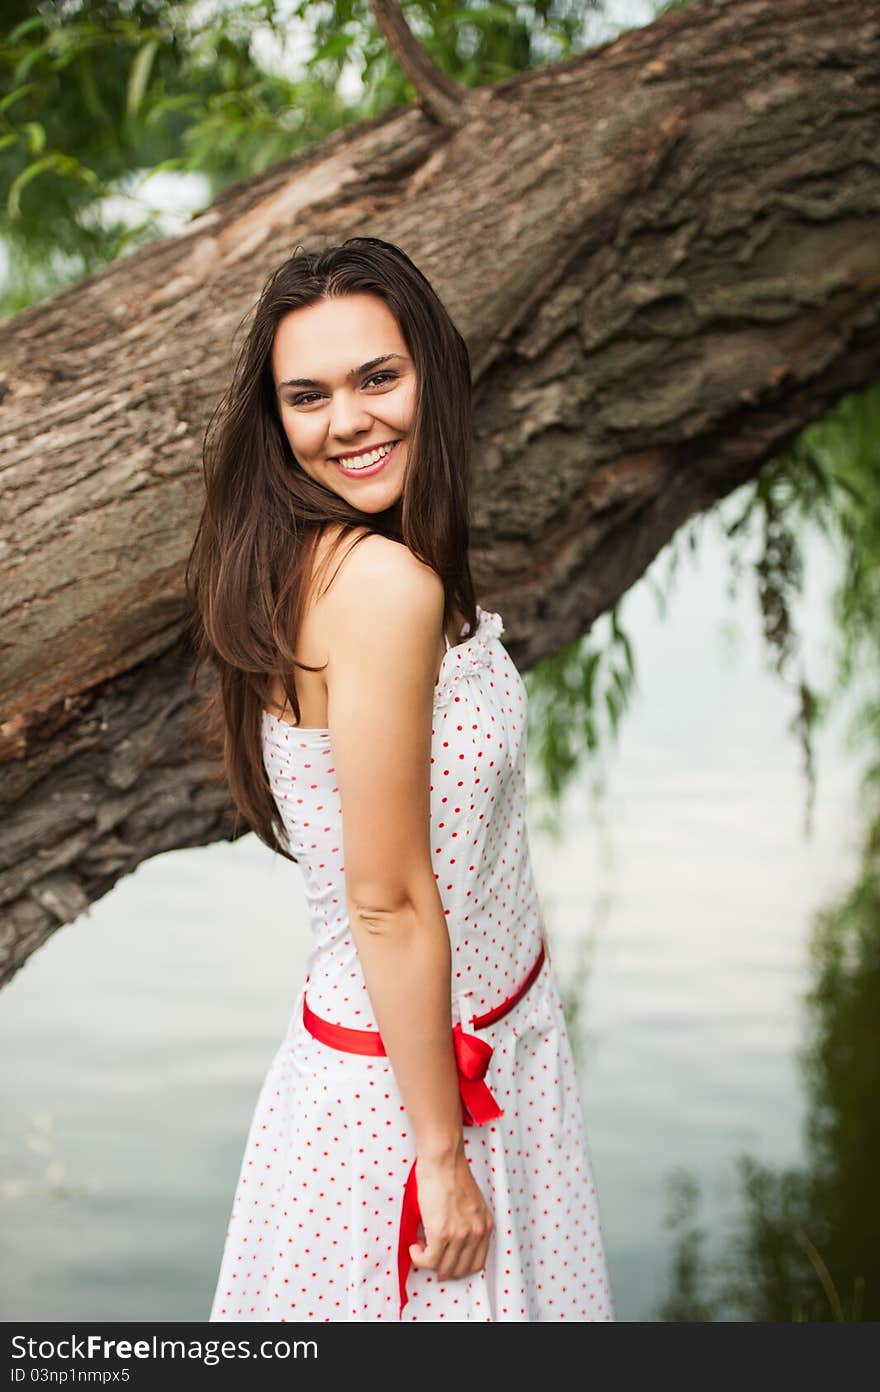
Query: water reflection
555 921 598 1068
0 1108 88 1204
0 523 864 1320
658 810 878 1321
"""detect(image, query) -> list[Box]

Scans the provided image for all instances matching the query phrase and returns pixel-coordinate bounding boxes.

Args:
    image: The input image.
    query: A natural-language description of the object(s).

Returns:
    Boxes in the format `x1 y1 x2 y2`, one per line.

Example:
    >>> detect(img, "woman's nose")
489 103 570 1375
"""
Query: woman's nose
328 391 375 439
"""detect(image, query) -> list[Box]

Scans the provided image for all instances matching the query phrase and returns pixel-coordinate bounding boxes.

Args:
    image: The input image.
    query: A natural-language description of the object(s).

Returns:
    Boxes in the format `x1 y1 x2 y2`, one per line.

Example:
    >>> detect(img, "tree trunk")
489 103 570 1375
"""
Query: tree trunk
1 0 878 986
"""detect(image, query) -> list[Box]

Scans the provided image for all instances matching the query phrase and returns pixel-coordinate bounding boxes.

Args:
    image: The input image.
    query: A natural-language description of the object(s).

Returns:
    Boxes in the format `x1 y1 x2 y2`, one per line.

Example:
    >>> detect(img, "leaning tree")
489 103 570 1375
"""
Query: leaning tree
1 0 878 985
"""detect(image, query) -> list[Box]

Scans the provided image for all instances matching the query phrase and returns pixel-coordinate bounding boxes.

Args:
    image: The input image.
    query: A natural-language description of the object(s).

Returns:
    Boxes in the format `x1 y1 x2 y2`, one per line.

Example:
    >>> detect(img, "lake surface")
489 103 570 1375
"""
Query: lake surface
0 507 866 1321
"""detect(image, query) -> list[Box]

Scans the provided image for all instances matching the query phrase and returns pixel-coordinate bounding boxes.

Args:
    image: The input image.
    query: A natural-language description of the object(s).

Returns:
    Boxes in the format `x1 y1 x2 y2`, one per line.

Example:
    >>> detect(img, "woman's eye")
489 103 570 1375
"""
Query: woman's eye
289 371 397 407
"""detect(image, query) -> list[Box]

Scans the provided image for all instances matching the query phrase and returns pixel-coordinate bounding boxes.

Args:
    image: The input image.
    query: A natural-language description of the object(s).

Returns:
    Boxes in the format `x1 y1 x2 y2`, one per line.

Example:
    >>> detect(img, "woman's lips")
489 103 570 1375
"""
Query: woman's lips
334 440 400 478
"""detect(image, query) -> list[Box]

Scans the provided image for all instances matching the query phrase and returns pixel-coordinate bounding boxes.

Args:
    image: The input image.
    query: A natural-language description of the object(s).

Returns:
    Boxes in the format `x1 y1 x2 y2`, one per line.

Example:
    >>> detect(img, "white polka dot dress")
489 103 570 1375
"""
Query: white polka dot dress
209 606 615 1322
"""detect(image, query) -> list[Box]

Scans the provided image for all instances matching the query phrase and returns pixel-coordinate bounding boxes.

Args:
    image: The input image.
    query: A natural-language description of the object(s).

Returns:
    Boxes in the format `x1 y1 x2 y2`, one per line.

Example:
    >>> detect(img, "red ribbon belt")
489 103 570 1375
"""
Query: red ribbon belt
301 939 546 1318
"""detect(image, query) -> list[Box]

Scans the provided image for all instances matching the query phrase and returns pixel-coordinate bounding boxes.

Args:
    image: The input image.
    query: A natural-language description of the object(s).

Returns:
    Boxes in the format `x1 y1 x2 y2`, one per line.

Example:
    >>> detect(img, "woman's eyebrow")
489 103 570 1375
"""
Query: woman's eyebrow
278 353 407 390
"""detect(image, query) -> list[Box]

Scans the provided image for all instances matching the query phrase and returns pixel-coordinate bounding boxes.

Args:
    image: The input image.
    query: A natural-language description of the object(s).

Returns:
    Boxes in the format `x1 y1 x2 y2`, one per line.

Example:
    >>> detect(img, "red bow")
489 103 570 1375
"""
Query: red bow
397 1024 503 1316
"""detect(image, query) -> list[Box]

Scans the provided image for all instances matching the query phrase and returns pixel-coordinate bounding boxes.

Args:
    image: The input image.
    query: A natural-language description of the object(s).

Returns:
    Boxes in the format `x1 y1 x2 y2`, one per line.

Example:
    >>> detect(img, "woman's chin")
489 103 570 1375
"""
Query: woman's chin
348 485 403 514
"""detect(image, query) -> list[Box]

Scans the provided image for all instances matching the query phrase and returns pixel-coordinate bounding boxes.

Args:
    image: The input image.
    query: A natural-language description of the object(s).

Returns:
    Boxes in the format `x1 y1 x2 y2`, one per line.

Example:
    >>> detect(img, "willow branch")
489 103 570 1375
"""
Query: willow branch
368 0 478 129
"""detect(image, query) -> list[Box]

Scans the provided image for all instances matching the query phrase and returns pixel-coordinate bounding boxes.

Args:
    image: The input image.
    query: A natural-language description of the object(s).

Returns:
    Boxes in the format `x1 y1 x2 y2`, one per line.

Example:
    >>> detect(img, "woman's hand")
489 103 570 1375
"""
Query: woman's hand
408 1143 495 1281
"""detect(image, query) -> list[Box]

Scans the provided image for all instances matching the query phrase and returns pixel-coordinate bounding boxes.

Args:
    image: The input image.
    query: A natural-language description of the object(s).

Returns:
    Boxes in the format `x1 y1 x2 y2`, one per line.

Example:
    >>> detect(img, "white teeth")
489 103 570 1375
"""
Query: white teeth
337 442 396 470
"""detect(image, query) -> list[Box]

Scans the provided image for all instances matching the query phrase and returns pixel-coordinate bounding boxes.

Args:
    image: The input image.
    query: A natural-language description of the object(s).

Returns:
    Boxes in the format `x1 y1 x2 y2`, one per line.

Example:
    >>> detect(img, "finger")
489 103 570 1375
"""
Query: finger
451 1221 492 1281
434 1241 470 1280
409 1237 449 1272
438 1231 471 1280
446 1247 476 1280
434 1236 466 1281
449 1235 484 1280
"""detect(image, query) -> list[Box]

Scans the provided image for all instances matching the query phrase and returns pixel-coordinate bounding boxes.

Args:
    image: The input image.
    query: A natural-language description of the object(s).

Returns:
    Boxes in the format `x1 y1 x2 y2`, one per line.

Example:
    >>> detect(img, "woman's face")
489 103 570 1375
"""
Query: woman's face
271 293 416 513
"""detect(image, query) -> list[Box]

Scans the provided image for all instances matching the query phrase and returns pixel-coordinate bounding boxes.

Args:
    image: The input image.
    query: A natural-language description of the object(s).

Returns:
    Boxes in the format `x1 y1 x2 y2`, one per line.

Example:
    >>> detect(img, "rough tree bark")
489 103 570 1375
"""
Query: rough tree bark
1 0 878 986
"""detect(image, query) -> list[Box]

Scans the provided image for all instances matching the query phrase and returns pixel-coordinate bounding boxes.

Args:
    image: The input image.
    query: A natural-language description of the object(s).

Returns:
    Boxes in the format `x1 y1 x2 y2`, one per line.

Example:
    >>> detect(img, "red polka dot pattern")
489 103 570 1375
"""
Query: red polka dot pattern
209 606 615 1322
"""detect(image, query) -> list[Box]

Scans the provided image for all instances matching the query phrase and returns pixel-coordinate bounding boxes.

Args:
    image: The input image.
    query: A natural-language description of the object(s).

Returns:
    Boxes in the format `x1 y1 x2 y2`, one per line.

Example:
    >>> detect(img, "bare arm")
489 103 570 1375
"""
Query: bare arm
324 536 461 1156
323 535 492 1278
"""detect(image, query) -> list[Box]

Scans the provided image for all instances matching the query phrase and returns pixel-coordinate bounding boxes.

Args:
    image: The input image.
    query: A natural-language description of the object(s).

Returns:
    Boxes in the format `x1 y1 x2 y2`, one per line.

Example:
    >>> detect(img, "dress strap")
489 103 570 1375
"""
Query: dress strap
443 629 451 652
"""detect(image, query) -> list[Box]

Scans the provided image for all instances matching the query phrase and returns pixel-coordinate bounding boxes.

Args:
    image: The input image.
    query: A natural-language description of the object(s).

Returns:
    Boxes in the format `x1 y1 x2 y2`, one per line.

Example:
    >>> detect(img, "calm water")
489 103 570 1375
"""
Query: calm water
0 513 865 1321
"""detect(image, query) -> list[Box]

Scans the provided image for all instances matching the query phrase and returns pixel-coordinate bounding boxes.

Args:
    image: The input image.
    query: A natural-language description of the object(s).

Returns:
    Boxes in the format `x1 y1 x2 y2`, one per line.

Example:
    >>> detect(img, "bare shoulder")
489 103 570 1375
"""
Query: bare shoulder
321 529 445 642
320 536 446 909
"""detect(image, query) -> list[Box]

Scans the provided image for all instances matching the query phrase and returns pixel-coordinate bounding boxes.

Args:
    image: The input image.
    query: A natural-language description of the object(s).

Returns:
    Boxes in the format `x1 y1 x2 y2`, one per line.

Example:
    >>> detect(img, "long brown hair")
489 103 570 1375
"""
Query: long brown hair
184 237 477 861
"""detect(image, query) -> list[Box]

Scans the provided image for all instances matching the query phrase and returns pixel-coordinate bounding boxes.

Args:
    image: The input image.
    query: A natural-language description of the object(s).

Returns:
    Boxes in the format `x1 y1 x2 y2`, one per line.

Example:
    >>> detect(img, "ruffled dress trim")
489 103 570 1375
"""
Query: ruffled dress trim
262 604 505 732
434 604 505 709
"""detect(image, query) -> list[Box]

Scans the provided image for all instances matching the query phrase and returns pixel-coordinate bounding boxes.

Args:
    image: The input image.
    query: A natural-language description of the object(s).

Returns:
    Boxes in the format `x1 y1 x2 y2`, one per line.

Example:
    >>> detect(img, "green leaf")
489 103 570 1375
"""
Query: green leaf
76 52 110 124
144 155 186 173
8 14 52 44
0 83 37 116
127 39 160 120
312 31 355 63
446 5 518 25
7 152 101 219
13 43 48 86
144 93 201 127
23 122 46 154
7 155 59 218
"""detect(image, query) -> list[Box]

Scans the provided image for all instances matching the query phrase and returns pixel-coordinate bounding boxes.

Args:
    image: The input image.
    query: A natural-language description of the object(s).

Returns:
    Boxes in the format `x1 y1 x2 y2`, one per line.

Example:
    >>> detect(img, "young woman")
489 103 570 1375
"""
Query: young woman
186 236 615 1322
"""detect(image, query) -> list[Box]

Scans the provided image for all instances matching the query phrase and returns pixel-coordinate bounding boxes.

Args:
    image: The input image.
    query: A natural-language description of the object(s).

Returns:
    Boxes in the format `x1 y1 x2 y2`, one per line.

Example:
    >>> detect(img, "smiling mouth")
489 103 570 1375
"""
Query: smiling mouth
332 440 400 473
